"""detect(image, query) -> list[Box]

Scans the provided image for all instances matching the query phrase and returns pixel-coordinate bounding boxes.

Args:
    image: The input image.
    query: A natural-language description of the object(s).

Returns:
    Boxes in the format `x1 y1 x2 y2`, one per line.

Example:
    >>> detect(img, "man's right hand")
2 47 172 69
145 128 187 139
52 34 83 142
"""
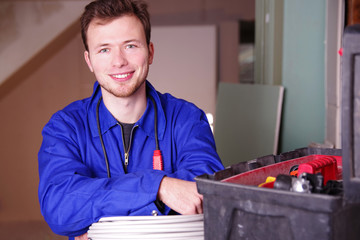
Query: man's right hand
157 176 203 215
75 233 87 240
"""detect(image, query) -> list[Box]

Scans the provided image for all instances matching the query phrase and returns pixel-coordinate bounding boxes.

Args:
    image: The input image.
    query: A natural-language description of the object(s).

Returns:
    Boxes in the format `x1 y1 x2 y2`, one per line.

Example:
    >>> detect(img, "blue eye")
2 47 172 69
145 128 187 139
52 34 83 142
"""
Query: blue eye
99 48 109 53
126 44 136 49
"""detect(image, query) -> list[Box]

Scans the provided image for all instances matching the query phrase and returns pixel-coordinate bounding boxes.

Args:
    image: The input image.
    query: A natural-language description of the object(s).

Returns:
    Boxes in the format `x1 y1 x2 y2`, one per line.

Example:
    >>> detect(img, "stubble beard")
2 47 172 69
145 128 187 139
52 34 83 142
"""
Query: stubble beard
100 76 147 98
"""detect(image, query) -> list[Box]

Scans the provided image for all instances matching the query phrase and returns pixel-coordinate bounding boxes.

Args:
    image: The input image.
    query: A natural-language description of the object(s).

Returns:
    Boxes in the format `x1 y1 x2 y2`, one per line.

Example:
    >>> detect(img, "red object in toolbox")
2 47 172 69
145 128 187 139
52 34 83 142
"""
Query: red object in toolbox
221 154 342 186
297 156 340 184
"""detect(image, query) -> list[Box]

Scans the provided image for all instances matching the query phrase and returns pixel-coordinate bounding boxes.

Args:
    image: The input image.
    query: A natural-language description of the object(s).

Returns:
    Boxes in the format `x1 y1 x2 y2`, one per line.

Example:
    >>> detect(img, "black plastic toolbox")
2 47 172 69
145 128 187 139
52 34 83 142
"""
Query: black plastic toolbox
196 24 360 240
195 148 360 240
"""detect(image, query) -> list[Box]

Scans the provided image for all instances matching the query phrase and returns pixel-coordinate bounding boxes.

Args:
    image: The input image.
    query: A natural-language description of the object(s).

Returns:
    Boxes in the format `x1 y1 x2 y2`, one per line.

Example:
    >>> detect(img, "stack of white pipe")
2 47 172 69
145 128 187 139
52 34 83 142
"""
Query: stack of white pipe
87 214 204 240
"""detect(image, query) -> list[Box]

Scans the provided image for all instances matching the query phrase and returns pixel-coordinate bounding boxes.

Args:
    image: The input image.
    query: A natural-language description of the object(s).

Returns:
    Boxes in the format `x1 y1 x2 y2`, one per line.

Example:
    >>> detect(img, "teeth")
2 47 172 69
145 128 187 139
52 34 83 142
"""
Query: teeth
113 73 131 79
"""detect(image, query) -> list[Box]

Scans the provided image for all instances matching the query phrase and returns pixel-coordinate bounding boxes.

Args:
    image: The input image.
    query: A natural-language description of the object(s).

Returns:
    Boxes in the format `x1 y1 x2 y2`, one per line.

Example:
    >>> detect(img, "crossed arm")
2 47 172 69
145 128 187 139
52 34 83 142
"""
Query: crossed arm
75 176 203 240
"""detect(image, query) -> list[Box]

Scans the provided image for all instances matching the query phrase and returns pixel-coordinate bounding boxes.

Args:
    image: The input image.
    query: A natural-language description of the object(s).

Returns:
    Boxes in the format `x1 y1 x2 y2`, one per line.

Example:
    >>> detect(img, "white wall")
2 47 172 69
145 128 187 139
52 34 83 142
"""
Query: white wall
148 25 217 116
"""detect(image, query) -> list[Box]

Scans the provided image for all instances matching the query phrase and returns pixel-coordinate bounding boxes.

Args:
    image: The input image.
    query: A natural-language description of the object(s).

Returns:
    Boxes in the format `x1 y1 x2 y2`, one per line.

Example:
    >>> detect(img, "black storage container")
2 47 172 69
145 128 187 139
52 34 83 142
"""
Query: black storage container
196 24 360 240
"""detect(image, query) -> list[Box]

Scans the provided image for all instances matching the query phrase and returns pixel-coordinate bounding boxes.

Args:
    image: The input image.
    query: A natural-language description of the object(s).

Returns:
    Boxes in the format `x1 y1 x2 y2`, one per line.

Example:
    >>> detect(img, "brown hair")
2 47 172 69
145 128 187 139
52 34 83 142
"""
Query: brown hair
80 0 151 51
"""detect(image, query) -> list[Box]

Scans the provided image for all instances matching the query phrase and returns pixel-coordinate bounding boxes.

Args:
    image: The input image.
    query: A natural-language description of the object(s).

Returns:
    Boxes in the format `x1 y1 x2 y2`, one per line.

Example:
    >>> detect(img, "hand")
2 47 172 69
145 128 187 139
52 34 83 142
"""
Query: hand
158 177 203 215
75 233 88 240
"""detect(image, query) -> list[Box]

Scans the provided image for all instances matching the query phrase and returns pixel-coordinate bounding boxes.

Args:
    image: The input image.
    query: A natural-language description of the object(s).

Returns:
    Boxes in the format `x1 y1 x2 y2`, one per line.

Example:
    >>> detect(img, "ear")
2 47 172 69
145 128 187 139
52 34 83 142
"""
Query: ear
84 51 94 72
148 42 154 65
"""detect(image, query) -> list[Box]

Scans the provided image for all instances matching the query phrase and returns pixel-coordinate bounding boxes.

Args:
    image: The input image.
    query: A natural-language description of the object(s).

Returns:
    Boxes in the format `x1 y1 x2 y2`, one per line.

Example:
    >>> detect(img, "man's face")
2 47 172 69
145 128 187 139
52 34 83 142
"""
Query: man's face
84 15 154 98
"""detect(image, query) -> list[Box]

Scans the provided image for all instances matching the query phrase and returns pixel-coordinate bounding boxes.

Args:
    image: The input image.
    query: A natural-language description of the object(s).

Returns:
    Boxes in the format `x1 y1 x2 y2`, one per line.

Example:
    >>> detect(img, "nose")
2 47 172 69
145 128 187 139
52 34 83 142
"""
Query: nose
112 49 128 67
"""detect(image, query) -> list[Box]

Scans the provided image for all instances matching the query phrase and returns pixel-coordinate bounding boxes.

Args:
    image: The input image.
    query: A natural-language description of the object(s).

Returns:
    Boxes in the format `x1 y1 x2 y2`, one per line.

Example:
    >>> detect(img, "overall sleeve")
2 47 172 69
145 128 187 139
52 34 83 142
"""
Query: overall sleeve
38 114 166 237
166 105 224 181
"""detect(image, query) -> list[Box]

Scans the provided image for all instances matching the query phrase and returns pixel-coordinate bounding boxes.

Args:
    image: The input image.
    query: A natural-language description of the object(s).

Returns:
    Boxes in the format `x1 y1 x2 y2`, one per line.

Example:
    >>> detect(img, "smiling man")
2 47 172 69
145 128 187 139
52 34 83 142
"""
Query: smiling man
38 0 224 239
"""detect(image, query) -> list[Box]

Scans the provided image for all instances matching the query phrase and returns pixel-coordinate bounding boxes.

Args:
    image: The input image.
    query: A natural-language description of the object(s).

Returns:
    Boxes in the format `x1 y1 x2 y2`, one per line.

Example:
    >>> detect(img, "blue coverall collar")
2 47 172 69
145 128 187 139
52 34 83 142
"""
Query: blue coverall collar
89 81 165 141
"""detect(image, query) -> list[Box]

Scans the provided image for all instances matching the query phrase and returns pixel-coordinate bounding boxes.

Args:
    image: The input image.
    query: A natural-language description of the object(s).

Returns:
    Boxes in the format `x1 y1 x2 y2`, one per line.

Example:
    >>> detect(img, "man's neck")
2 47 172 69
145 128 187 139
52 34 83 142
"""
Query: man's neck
101 84 147 124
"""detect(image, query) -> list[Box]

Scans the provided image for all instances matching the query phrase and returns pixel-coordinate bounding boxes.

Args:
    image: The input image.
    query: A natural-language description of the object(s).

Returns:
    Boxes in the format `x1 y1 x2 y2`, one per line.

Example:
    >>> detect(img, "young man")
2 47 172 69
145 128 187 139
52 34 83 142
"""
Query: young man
38 0 224 239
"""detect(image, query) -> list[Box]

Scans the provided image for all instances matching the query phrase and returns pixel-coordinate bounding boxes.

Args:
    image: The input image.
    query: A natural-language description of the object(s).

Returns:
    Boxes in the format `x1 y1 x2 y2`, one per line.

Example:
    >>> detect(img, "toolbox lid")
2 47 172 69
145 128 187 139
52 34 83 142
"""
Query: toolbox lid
341 24 360 204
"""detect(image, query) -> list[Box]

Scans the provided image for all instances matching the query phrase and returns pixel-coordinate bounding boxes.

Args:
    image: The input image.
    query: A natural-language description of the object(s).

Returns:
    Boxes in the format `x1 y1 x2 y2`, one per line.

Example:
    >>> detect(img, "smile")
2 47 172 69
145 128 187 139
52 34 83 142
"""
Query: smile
112 73 132 79
110 72 134 81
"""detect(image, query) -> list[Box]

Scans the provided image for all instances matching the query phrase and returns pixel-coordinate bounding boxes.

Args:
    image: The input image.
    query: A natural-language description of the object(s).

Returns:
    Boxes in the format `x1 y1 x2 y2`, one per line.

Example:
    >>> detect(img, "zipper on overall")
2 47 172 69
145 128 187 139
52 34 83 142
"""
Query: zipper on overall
118 123 138 173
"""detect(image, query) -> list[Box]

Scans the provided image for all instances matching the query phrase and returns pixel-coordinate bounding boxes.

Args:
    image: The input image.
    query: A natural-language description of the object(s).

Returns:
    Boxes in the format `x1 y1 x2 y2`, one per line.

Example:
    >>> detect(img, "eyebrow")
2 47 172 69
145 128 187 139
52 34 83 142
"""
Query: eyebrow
124 39 143 45
94 43 110 49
